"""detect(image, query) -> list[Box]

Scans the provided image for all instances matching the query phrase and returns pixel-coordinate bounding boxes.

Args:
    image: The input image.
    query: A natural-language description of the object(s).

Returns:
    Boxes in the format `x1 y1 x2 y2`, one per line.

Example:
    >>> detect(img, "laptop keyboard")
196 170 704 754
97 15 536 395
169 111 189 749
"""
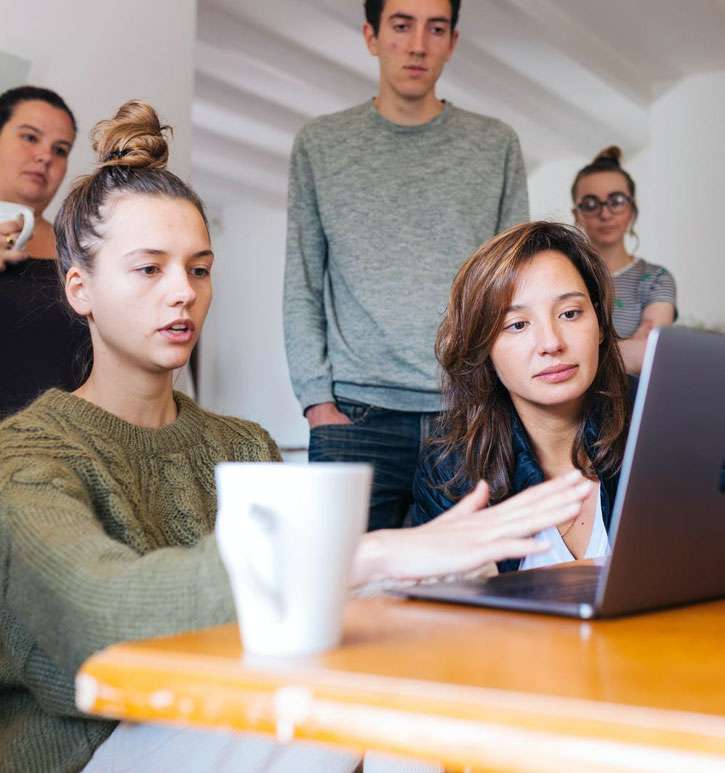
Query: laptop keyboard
478 564 601 603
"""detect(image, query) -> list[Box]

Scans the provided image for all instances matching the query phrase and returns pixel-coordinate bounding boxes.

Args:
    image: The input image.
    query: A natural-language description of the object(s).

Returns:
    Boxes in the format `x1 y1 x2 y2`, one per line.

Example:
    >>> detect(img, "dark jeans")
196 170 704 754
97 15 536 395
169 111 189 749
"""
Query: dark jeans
308 399 439 531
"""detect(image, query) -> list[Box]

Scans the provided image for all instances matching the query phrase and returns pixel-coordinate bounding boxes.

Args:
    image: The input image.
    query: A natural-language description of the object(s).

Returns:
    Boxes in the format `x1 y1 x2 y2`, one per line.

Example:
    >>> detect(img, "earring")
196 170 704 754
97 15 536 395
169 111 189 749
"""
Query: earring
627 224 640 254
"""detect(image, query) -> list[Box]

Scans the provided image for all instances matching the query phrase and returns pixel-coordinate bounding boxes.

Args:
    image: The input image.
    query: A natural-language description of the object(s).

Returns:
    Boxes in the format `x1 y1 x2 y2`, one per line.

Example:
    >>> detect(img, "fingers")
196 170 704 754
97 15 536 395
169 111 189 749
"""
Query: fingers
437 479 489 522
496 469 586 511
452 471 584 527
482 537 549 561
480 479 594 543
515 477 593 523
437 471 590 530
503 498 583 538
0 217 25 264
0 249 29 271
0 216 24 236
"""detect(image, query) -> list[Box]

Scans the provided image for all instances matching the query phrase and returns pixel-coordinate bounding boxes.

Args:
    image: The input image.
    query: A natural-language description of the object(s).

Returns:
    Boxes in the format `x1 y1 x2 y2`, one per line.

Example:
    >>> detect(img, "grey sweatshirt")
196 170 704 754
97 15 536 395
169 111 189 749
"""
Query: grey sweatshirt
284 100 529 413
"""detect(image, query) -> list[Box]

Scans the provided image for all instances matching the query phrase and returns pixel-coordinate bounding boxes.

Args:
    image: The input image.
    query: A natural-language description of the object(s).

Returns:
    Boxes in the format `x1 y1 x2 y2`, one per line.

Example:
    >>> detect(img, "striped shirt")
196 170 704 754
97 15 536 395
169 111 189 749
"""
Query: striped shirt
612 258 677 338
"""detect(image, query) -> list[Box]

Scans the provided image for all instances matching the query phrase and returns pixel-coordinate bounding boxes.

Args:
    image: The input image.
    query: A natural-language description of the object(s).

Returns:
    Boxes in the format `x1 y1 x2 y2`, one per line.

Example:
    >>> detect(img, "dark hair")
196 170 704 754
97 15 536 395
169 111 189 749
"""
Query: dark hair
55 100 208 285
0 85 77 134
364 0 461 35
433 221 630 503
571 146 639 247
571 145 637 207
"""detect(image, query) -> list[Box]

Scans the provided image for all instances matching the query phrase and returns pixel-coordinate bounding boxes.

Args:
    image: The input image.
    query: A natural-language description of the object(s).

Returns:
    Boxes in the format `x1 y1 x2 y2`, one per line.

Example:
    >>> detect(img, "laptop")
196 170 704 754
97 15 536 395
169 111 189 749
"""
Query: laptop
405 326 725 619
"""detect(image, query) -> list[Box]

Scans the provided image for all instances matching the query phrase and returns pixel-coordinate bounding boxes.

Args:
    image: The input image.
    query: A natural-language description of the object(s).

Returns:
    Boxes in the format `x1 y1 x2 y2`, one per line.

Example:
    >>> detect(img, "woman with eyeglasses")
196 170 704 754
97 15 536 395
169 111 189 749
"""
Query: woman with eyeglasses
571 146 676 374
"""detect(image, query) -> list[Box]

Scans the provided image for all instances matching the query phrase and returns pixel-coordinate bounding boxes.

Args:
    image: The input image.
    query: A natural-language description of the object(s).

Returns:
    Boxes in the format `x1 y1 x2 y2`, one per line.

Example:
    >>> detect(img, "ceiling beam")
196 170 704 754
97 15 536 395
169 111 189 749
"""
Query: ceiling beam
198 4 375 112
192 167 287 211
499 0 664 106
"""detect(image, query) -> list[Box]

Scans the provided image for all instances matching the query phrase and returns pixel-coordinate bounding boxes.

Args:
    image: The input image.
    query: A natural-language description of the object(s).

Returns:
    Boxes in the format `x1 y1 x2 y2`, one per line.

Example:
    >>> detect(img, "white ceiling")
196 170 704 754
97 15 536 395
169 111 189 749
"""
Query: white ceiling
192 0 725 207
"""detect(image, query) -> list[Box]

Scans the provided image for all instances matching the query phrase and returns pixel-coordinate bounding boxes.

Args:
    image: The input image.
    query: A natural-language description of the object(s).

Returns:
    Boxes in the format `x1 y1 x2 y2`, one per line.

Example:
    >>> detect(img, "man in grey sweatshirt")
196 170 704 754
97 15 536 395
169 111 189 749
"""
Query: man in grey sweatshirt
284 0 529 531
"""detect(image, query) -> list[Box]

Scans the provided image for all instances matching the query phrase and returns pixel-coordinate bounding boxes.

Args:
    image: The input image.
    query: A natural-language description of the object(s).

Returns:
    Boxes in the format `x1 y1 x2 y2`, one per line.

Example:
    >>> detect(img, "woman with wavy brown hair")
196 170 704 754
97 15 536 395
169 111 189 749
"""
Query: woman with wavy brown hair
413 221 632 572
0 102 593 772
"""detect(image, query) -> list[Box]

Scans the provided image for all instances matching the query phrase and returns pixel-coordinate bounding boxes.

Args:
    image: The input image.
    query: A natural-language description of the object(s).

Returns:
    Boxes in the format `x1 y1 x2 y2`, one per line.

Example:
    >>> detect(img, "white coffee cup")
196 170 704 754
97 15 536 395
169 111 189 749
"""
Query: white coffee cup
215 462 372 657
0 201 34 251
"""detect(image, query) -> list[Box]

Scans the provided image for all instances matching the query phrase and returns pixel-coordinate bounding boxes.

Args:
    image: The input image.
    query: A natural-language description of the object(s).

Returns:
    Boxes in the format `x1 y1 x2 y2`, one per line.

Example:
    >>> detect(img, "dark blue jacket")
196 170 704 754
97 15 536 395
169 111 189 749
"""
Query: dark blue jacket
412 411 621 574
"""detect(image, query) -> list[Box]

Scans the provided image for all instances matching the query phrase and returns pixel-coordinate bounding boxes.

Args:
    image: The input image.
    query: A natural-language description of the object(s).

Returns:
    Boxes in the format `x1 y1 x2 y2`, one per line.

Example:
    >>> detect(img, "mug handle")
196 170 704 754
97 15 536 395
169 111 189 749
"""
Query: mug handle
15 210 34 251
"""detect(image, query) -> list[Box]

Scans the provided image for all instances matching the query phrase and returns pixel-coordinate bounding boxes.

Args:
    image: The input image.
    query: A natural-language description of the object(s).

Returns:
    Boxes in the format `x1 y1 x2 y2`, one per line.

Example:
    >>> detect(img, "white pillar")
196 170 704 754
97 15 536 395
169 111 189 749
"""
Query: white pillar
200 197 308 448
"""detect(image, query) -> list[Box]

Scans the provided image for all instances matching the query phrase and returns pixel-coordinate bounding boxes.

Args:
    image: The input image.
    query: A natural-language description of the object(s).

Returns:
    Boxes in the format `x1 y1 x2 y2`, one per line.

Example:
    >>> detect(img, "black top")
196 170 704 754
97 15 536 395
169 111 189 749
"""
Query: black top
0 258 91 419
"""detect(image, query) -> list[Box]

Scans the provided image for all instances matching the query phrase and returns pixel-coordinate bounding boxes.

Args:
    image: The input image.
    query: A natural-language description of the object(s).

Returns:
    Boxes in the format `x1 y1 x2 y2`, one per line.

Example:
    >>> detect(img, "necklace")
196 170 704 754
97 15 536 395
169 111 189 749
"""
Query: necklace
558 516 578 539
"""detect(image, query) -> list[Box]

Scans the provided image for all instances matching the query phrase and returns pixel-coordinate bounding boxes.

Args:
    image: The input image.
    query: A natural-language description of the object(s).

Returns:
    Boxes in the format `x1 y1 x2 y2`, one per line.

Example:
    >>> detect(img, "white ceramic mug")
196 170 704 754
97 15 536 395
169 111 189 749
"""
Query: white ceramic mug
215 462 372 657
0 201 34 251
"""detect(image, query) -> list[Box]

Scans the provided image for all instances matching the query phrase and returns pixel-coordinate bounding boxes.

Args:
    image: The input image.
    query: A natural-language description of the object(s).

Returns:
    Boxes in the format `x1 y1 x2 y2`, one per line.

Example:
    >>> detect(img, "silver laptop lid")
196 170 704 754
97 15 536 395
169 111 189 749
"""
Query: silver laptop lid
596 326 725 616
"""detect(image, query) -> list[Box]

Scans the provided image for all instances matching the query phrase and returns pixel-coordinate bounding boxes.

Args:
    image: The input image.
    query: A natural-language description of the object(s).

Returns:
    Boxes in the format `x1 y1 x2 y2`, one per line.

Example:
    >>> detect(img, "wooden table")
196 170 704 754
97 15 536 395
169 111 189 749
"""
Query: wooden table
77 595 725 772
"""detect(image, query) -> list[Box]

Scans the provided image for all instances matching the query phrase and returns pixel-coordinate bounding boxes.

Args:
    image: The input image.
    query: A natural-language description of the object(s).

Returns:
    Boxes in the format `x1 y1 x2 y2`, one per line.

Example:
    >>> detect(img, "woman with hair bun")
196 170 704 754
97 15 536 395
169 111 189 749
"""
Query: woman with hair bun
0 102 591 771
571 146 676 374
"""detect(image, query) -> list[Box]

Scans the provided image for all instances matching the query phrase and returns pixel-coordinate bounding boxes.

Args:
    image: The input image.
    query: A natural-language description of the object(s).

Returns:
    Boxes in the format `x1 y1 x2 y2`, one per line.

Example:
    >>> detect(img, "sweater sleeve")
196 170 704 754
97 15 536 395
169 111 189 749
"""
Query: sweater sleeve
497 130 529 232
0 456 236 699
283 129 334 414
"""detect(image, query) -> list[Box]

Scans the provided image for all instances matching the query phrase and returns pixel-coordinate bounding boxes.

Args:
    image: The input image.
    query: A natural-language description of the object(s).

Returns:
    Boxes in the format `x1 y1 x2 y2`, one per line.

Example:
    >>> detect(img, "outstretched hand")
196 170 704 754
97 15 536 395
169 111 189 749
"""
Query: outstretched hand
351 469 594 587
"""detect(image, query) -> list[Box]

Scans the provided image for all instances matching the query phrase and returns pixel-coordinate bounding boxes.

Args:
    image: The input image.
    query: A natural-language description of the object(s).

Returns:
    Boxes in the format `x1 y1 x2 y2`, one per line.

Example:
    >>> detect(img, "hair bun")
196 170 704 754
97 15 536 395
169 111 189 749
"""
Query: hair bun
592 145 622 166
92 100 171 170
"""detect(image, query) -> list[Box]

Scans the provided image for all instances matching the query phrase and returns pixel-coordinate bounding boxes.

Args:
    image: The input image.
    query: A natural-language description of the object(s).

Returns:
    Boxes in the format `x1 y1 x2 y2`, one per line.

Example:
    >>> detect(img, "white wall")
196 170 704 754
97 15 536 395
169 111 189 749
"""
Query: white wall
0 0 197 216
651 73 725 329
528 157 587 223
528 149 657 265
201 72 725 446
0 51 30 92
199 196 308 448
529 73 725 331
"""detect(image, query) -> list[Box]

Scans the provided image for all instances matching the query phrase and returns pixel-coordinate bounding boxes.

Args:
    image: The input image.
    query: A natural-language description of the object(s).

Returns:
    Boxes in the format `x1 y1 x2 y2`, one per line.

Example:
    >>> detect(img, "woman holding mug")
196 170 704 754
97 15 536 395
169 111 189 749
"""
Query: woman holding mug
0 85 90 417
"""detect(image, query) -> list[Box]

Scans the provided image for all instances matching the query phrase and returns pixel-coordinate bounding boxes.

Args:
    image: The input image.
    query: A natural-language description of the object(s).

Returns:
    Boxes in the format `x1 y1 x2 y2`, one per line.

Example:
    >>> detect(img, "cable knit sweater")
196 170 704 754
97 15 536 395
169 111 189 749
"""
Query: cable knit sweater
0 389 281 772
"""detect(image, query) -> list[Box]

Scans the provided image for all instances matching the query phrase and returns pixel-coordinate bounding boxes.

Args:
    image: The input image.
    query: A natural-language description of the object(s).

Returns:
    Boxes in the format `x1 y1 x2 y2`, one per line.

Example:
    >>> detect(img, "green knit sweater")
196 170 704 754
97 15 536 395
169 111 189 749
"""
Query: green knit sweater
0 389 281 772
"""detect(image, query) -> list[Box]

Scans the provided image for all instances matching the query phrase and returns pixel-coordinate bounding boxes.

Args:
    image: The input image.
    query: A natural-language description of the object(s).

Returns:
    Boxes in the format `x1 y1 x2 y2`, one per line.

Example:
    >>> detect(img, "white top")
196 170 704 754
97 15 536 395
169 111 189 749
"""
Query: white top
520 484 610 570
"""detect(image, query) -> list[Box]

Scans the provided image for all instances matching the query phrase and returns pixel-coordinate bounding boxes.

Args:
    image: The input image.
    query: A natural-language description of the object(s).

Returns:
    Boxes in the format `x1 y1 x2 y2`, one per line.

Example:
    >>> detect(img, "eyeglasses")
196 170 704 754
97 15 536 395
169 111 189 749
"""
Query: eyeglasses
576 192 633 217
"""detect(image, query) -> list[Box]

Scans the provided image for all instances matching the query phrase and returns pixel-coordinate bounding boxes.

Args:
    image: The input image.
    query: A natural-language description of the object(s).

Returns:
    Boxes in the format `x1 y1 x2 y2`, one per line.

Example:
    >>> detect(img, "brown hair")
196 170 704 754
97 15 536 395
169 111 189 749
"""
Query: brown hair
433 221 630 503
54 100 208 283
571 145 637 210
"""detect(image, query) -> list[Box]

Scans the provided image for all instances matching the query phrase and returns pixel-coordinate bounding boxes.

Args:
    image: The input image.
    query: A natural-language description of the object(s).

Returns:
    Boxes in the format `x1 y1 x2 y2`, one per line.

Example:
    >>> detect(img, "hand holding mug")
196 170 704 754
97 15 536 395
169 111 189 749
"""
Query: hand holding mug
0 202 35 270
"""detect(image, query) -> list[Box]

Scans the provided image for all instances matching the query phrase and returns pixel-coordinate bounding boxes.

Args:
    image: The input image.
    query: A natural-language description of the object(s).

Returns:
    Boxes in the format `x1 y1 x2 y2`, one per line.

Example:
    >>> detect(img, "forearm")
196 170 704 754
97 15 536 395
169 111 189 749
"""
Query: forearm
3 486 235 676
618 337 648 375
